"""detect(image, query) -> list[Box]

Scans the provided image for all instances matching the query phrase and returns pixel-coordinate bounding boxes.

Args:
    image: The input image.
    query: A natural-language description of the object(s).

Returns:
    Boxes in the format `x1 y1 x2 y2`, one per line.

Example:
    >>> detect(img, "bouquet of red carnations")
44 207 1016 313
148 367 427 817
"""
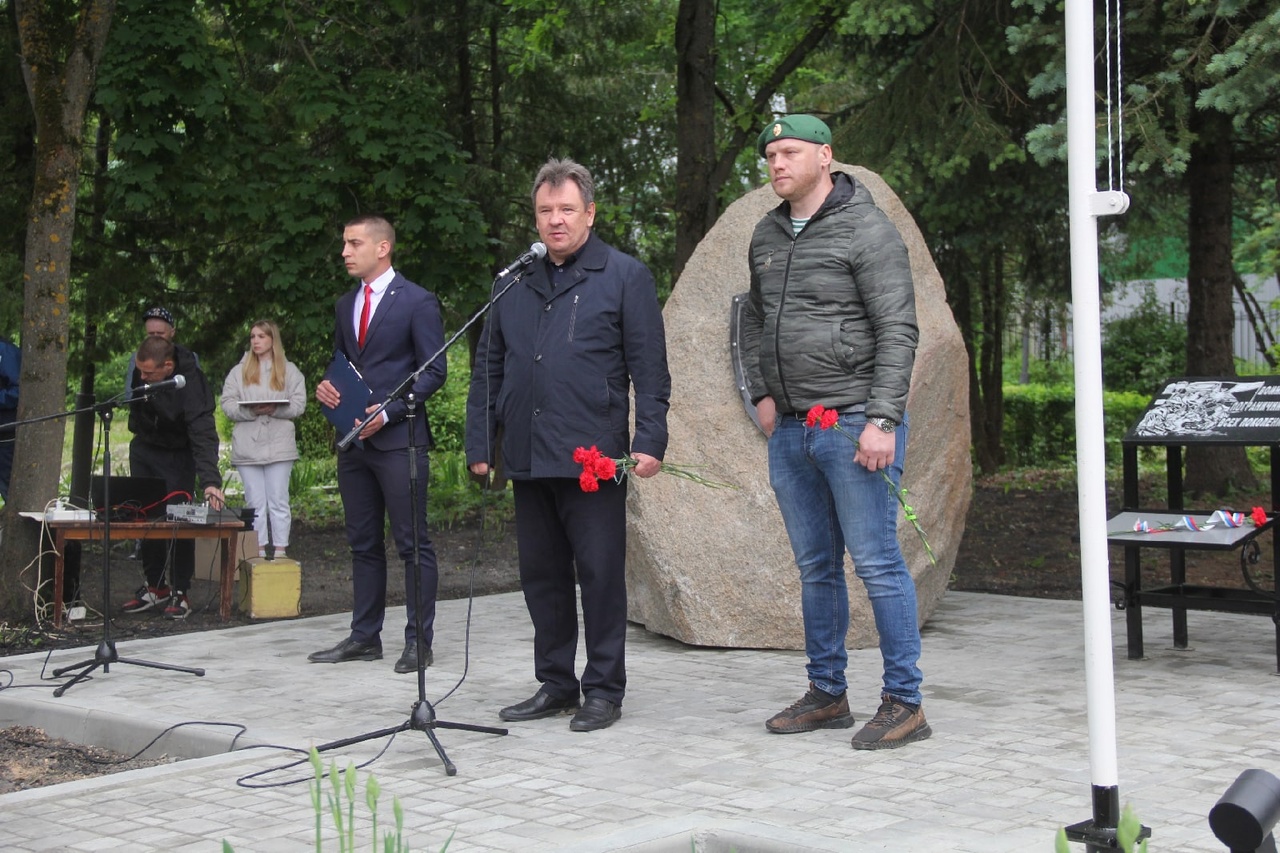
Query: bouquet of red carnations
572 445 733 493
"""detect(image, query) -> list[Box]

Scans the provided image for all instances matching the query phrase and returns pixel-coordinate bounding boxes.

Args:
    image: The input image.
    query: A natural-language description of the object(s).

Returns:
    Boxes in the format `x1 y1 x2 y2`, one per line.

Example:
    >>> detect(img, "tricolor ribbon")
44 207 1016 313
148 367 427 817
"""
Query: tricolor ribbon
1126 511 1246 534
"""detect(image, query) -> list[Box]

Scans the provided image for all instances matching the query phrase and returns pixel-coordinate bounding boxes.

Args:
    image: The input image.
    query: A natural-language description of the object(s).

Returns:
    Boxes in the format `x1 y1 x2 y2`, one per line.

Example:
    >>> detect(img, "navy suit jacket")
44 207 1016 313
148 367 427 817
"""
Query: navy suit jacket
328 271 447 451
465 232 670 479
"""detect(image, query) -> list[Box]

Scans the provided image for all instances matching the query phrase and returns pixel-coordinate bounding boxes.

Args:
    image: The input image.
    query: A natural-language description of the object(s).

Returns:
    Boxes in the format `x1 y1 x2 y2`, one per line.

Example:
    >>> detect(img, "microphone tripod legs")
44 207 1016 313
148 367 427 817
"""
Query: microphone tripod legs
411 700 456 777
315 696 507 778
52 639 205 698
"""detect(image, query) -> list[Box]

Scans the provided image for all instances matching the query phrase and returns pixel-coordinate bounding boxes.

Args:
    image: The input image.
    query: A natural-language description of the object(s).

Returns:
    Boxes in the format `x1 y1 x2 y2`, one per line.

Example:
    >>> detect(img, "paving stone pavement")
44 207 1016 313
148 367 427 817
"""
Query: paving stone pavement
1 590 1278 852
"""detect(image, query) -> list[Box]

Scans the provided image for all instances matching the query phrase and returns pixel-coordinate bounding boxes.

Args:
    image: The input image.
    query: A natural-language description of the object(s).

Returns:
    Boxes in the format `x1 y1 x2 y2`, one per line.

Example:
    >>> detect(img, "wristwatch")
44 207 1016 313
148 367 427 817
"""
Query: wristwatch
868 417 898 433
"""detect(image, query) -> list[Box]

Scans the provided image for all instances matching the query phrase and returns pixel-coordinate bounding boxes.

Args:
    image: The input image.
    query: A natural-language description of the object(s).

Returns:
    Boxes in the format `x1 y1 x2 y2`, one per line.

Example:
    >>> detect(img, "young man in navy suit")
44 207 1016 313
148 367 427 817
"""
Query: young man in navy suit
309 215 447 673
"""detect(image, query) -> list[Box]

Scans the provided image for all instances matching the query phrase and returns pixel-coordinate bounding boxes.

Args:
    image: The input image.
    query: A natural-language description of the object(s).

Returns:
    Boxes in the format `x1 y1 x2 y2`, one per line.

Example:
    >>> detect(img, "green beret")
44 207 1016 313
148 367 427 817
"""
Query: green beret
757 114 832 158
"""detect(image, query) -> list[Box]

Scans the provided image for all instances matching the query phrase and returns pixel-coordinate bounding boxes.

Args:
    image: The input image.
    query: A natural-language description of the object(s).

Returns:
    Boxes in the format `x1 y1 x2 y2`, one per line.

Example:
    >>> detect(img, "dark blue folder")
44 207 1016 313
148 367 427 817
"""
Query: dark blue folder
322 350 373 448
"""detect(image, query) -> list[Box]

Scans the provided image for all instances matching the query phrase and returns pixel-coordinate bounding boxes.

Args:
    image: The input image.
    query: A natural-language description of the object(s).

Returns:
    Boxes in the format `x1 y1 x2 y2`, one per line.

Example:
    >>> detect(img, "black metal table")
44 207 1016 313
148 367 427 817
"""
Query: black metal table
1109 376 1280 671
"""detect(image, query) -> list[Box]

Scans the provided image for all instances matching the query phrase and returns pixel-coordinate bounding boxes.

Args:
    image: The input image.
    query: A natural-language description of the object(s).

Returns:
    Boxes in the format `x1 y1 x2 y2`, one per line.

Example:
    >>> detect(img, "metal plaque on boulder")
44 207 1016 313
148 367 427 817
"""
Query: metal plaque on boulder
729 293 764 434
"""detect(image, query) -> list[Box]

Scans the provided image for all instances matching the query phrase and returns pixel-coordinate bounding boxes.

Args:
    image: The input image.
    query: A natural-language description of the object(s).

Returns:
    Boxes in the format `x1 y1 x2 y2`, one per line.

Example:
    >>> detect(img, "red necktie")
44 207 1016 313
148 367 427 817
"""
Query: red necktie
357 284 372 347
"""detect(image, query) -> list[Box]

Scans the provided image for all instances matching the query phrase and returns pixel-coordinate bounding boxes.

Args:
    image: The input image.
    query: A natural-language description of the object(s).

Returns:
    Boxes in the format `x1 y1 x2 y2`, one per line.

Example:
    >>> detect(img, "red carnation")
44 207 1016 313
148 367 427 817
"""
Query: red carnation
1251 506 1268 527
819 408 839 430
806 405 826 428
579 471 600 492
594 456 617 479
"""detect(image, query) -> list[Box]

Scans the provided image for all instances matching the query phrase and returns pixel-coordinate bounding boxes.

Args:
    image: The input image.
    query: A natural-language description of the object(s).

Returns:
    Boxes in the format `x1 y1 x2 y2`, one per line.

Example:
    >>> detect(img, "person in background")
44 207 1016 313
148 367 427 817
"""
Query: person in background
465 158 671 732
123 306 199 561
0 336 20 501
125 306 199 389
741 115 929 750
221 320 307 559
309 214 446 675
123 336 225 619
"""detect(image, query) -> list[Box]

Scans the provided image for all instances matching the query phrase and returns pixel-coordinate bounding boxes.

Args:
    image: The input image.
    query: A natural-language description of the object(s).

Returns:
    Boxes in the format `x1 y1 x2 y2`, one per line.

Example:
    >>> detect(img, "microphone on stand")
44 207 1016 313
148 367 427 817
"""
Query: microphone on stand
135 375 187 395
495 242 548 279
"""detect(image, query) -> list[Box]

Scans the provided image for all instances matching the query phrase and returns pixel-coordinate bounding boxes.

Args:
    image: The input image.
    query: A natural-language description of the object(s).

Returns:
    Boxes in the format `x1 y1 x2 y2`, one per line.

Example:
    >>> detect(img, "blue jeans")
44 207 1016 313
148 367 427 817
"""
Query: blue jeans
768 411 923 705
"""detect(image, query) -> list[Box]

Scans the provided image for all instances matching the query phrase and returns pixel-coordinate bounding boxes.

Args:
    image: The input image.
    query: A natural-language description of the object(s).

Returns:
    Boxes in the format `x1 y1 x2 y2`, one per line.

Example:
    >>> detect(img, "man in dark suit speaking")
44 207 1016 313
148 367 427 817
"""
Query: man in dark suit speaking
466 159 670 731
309 214 447 673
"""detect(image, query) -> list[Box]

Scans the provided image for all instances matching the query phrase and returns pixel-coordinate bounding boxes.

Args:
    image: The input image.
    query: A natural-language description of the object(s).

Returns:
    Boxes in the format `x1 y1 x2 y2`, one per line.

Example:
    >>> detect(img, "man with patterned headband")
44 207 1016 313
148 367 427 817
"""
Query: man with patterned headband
122 335 224 619
741 114 930 750
124 306 200 392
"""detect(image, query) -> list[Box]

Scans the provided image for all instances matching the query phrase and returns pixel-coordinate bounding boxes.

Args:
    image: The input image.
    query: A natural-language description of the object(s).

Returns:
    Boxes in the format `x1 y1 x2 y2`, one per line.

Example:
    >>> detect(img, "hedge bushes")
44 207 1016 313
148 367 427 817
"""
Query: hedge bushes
1002 384 1152 467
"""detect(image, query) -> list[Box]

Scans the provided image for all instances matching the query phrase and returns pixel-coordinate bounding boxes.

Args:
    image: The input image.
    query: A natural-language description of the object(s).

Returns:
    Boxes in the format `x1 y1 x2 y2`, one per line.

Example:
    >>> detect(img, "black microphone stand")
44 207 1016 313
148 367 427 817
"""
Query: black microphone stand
50 393 204 696
318 270 525 775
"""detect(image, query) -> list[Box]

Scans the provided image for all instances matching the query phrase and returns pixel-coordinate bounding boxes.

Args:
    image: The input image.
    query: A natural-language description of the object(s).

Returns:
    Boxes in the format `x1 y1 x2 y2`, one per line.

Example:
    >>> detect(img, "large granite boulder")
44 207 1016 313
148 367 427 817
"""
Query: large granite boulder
625 164 971 649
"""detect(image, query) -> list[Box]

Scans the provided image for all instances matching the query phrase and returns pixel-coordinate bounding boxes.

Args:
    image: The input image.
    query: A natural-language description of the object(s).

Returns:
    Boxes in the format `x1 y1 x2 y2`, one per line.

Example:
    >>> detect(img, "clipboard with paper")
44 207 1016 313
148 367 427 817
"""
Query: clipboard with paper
322 350 373 447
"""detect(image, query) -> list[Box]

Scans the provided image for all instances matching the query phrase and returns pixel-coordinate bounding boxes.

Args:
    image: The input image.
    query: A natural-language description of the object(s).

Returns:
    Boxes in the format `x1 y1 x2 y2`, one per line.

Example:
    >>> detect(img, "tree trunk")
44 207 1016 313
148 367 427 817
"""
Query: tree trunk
950 251 1004 473
1183 105 1255 496
488 20 502 170
674 2 842 286
0 0 116 618
976 248 1007 472
673 0 716 282
453 0 477 158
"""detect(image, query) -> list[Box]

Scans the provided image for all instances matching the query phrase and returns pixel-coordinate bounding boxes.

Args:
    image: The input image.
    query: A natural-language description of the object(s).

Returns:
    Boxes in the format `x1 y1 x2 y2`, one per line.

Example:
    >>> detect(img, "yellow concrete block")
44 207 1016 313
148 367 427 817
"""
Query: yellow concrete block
237 557 301 619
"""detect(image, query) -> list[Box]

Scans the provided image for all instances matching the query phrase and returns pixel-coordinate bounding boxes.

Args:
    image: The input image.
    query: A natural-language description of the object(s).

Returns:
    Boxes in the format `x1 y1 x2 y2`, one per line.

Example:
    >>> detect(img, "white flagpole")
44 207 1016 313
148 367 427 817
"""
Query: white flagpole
1063 0 1133 848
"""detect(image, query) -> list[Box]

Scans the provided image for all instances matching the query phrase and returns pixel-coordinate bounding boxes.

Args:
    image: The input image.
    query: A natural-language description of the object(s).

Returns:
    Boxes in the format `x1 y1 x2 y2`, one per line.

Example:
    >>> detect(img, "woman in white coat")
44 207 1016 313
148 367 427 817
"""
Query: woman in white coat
221 320 307 559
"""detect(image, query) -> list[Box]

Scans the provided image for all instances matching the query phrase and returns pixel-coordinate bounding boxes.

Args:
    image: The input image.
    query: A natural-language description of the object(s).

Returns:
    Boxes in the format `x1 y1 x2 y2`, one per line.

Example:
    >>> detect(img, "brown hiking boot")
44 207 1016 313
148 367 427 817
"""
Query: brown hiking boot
850 693 932 750
765 683 855 733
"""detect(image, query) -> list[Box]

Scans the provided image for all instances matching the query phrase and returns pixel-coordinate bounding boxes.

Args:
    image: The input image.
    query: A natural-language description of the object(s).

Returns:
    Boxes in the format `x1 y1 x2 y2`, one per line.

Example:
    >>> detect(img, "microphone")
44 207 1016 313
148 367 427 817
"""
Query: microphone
495 242 547 279
138 375 187 394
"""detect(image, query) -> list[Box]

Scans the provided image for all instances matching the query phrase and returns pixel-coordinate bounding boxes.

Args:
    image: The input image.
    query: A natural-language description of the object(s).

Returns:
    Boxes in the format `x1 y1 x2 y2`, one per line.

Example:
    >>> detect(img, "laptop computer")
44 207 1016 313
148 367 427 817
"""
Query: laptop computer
88 475 173 521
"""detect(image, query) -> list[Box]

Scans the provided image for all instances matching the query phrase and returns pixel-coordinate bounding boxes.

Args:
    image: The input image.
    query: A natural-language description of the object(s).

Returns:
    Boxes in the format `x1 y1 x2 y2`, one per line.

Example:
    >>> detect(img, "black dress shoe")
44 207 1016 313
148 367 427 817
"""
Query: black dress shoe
499 688 580 722
569 696 622 732
393 641 433 673
307 636 382 664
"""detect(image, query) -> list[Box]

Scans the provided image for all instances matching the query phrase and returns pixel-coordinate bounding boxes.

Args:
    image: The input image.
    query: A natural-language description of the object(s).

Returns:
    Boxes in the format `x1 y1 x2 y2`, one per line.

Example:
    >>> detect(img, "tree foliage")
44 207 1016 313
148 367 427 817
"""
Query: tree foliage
1101 286 1188 394
87 0 491 388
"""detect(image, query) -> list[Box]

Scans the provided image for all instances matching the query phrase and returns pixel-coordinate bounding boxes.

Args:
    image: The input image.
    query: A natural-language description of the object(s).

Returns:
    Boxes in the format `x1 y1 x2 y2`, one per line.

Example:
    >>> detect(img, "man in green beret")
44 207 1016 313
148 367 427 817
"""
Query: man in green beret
740 114 929 750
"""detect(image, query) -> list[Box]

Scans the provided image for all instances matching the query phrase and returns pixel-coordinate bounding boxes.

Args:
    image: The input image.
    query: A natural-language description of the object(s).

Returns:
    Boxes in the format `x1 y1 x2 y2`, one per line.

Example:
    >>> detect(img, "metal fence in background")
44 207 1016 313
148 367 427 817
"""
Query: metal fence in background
1006 303 1280 372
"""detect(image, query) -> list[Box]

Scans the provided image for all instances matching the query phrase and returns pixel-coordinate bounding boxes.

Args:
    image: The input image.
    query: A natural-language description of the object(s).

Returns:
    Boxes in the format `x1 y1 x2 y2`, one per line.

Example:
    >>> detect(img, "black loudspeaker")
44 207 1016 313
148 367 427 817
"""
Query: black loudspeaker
1210 769 1280 853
